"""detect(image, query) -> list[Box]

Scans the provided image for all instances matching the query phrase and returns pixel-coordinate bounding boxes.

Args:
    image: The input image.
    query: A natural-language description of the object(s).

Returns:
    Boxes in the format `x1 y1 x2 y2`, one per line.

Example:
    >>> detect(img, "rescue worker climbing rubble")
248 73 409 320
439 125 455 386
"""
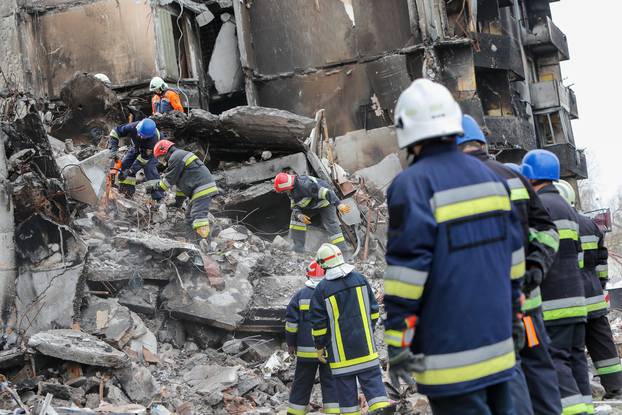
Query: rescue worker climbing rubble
285 260 339 415
457 115 562 415
309 243 392 414
522 149 590 415
273 172 351 254
150 76 184 115
383 79 525 415
555 179 622 399
108 118 163 201
146 140 217 243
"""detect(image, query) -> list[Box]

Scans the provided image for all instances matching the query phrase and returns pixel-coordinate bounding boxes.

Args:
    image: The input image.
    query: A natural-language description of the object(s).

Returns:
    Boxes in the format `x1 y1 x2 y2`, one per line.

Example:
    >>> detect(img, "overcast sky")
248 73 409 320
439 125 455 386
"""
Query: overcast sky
550 1 621 205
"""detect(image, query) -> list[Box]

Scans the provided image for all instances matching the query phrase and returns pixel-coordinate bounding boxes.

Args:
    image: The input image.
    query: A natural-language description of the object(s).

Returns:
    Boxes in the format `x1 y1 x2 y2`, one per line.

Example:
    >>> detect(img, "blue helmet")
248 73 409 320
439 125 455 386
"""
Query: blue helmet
522 149 560 181
520 164 534 179
456 115 486 146
137 118 157 138
504 163 522 175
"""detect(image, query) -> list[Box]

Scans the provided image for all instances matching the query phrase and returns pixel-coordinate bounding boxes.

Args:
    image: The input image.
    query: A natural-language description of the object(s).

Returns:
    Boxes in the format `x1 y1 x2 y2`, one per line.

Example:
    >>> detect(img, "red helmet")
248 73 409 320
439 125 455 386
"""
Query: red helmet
306 260 326 278
274 172 295 192
154 140 174 158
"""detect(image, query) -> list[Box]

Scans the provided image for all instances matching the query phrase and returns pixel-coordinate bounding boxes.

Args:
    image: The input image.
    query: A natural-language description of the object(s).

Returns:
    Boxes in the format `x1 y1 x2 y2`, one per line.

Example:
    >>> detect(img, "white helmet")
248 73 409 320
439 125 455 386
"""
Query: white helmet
394 78 463 149
93 73 111 87
554 179 576 207
149 76 168 93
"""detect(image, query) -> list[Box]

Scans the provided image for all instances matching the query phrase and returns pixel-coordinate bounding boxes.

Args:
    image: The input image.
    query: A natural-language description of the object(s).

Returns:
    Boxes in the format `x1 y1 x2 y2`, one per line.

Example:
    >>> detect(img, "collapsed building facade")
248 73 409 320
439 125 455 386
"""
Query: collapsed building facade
1 0 585 180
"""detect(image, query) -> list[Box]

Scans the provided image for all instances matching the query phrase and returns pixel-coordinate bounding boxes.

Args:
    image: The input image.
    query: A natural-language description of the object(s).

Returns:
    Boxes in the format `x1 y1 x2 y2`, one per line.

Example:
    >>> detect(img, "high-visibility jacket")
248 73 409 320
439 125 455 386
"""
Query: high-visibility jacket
108 121 160 163
157 147 217 202
152 90 184 114
537 184 585 325
289 176 341 216
309 270 380 376
468 149 559 314
577 214 608 319
383 141 525 398
285 285 322 361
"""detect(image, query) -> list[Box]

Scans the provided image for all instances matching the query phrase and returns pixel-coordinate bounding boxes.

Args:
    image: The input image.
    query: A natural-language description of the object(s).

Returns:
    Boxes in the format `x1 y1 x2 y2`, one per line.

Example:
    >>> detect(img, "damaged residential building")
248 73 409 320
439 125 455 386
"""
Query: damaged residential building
2 0 585 180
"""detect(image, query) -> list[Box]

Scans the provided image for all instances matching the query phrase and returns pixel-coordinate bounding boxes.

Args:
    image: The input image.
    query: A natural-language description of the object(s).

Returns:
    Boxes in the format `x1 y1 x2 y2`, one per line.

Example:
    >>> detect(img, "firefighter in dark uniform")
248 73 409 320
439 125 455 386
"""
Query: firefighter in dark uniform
384 80 525 415
147 140 217 242
556 179 622 399
522 149 590 415
285 261 339 415
457 115 562 415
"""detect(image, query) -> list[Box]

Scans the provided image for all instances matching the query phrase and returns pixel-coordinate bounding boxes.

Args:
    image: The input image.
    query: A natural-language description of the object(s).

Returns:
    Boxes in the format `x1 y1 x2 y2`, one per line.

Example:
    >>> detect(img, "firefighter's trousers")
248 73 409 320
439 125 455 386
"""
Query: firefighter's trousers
289 207 347 254
333 365 390 414
429 381 515 415
587 314 622 393
119 148 163 200
508 361 533 415
287 360 339 415
185 195 211 243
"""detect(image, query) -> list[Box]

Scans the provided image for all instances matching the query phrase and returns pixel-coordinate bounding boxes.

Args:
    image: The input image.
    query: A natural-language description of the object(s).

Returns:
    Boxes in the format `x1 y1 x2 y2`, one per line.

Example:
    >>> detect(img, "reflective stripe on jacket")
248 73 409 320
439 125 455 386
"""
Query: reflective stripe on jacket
310 270 380 376
289 176 340 215
158 147 217 200
537 185 586 325
383 141 523 398
578 214 608 318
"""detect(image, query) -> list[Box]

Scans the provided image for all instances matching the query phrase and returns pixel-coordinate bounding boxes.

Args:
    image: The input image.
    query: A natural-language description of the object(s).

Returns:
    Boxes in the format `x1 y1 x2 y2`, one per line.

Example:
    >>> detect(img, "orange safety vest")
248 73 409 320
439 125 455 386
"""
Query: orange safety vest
152 90 184 114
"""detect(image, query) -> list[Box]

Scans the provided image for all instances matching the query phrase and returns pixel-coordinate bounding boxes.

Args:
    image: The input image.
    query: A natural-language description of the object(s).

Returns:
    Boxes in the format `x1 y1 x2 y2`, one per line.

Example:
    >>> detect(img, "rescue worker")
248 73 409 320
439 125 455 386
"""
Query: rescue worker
93 73 112 88
522 150 590 415
384 79 525 414
147 140 217 243
309 243 391 415
457 115 562 415
108 118 163 201
285 260 339 415
273 172 351 254
150 77 184 115
555 180 622 399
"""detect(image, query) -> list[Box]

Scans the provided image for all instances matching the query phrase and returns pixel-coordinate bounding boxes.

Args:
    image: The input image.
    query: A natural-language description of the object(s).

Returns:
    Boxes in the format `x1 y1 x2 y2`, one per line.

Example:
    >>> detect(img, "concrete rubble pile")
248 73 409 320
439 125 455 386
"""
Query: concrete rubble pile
0 83 426 414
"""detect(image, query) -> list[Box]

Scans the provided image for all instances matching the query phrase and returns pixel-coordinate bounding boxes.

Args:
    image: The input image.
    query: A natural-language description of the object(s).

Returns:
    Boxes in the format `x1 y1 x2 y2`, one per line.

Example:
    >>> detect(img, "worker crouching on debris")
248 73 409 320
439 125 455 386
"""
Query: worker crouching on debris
108 118 163 201
285 260 339 415
147 140 217 243
384 79 525 415
458 115 562 415
150 76 184 115
273 172 351 254
310 244 392 415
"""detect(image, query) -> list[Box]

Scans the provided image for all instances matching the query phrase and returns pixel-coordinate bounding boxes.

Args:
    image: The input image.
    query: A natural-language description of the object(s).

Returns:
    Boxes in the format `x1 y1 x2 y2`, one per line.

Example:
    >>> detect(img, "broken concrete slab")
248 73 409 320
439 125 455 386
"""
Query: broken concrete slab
218 226 250 241
222 153 309 187
354 153 402 193
182 364 239 395
241 275 306 332
113 232 199 257
117 363 159 405
118 285 159 317
37 382 85 404
334 126 405 173
28 330 129 368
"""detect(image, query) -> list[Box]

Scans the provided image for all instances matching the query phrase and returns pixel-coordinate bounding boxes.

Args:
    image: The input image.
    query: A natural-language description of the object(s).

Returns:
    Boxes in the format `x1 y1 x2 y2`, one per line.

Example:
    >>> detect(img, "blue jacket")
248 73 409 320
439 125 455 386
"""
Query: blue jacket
285 285 322 361
537 185 585 326
289 176 341 216
309 269 380 376
577 213 608 319
383 141 525 398
108 121 160 162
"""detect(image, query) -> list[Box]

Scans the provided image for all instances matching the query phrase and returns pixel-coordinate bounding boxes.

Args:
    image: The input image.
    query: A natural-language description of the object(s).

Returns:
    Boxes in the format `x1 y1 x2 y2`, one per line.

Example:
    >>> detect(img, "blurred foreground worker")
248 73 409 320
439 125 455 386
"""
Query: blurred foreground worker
556 180 622 399
384 79 525 415
147 140 217 242
522 150 590 415
309 244 392 415
150 77 184 115
108 118 163 201
93 73 112 88
285 261 339 415
457 115 562 415
273 173 351 254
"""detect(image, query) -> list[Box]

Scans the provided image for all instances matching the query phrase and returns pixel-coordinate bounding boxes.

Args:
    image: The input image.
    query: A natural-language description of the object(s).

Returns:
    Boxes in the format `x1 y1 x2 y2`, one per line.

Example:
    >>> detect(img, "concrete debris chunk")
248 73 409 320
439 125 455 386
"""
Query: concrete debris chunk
218 226 249 241
354 153 402 194
28 330 129 368
117 363 160 405
182 364 239 395
222 152 308 187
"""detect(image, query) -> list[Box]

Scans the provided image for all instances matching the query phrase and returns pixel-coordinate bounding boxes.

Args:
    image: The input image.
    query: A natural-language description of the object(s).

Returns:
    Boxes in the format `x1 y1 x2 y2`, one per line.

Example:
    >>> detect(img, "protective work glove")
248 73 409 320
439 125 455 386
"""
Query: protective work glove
388 347 421 389
144 181 158 194
337 203 351 214
512 313 526 354
522 267 543 294
316 348 328 364
297 213 312 225
109 154 119 169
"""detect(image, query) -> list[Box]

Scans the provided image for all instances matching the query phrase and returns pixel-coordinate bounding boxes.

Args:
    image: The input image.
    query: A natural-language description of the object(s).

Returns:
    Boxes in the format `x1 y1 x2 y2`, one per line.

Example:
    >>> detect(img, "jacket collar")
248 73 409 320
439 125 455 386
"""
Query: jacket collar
417 140 458 160
325 264 355 280
537 183 559 195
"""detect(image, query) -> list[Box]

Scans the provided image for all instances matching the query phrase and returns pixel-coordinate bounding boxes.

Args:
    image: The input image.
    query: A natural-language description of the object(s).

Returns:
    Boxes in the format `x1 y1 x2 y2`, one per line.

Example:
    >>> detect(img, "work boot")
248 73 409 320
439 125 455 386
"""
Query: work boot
369 402 397 415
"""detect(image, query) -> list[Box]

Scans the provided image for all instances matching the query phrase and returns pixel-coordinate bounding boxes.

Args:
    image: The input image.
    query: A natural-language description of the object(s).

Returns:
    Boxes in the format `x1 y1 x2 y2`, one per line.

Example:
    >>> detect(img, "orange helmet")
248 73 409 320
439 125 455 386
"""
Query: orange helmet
306 260 326 278
154 140 174 158
274 172 295 192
